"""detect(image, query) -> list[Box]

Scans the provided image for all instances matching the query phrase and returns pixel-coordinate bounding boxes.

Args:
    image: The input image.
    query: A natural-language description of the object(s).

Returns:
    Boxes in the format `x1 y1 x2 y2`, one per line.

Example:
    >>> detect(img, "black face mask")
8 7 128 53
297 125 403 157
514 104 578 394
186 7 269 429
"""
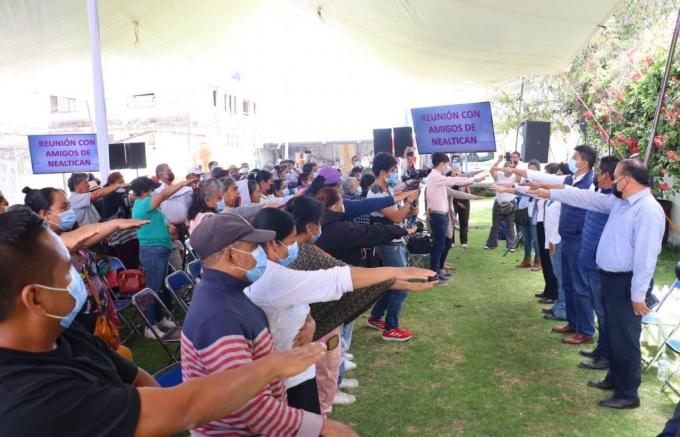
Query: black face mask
593 177 599 190
167 171 175 183
613 178 625 199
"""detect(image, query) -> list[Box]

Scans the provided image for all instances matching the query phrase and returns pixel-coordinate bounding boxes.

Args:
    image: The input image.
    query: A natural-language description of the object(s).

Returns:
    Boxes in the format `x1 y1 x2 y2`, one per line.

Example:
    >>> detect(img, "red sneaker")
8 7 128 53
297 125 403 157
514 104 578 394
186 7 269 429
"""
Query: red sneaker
382 327 413 342
367 319 386 330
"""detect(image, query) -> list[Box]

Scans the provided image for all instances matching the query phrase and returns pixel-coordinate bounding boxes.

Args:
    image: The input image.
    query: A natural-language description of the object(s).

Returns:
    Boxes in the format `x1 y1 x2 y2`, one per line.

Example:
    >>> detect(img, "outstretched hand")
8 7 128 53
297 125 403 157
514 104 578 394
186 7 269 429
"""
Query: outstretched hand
519 181 544 190
527 188 550 199
393 279 437 292
269 342 327 379
60 229 99 252
117 219 150 230
393 267 436 282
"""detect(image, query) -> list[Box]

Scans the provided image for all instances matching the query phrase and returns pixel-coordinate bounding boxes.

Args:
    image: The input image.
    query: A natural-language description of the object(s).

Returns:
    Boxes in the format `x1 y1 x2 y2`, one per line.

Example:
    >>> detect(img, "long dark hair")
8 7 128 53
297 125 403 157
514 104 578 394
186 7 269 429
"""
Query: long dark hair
285 196 323 234
252 208 295 241
305 175 326 198
23 187 59 213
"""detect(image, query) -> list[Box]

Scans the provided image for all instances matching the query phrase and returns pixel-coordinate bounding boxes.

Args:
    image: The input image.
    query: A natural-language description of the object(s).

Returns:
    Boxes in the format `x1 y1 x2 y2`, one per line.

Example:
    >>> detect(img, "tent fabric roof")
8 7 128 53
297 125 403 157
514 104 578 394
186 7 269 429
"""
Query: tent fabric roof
1 0 620 84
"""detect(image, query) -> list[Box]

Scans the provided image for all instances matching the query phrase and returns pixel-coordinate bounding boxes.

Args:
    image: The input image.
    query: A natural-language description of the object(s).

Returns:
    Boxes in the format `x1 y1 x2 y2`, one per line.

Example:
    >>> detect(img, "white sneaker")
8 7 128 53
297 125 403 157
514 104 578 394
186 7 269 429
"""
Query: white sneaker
339 378 359 390
344 360 357 371
462 244 468 249
158 317 177 329
144 325 164 339
509 248 516 253
483 245 490 250
343 352 354 361
333 390 356 405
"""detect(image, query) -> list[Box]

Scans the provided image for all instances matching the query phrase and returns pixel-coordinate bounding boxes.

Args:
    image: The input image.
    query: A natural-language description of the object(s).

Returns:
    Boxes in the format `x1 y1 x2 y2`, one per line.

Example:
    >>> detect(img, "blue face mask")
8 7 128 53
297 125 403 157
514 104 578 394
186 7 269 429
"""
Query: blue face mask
354 187 363 197
234 246 267 283
278 241 299 266
387 171 399 187
444 164 452 175
310 228 322 243
49 209 77 231
568 159 579 174
37 266 88 328
217 199 226 212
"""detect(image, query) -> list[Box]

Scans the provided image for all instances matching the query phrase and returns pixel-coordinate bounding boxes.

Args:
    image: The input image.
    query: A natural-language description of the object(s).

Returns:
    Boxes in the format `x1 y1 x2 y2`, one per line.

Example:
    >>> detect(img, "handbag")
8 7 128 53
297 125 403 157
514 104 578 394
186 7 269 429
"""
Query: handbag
117 269 146 294
84 271 121 351
497 200 517 216
407 233 433 254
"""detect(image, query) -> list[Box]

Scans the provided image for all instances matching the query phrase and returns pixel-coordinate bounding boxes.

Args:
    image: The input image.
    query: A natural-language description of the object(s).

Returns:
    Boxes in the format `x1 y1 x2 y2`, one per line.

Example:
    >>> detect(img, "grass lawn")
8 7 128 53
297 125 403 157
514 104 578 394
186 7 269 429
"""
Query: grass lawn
127 200 680 436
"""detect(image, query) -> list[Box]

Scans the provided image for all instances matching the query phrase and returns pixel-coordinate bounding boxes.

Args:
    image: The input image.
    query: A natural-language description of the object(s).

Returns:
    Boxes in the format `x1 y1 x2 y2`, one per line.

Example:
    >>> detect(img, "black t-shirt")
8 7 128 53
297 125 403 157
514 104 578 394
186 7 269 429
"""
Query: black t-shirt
0 323 141 436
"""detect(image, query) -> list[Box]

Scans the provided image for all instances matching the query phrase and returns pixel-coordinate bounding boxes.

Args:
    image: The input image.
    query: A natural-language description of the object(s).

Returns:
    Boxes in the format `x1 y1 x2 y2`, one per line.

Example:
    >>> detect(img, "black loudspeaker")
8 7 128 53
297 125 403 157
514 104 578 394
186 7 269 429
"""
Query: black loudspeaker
126 142 147 169
520 121 551 162
393 126 413 157
373 128 393 155
109 143 128 169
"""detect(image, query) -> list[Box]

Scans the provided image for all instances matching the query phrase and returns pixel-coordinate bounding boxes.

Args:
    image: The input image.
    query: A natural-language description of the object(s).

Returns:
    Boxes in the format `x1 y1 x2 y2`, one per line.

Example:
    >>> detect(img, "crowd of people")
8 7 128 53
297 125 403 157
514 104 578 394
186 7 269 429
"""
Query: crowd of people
490 145 667 411
0 142 674 435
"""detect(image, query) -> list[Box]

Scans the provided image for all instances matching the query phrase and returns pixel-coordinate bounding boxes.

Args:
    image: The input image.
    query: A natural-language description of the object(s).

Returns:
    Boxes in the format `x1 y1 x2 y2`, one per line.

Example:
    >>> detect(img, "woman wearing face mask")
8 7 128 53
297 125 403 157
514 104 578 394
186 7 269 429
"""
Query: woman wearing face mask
286 196 435 411
188 179 224 235
131 176 196 339
246 207 435 414
22 187 147 350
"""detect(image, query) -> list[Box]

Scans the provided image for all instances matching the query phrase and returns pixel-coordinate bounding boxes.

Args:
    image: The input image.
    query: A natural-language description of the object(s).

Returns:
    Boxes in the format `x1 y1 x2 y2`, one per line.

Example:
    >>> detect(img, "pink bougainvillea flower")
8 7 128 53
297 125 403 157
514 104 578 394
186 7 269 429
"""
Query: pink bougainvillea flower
654 135 666 149
584 111 593 121
660 182 670 191
667 150 678 161
646 57 654 66
631 72 642 81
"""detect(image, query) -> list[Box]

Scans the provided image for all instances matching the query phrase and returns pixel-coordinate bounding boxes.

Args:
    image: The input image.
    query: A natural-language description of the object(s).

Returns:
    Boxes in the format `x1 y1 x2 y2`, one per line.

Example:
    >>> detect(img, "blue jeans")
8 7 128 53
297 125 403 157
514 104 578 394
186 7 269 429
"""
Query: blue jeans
586 268 608 360
429 212 449 273
561 239 595 336
550 243 567 319
139 245 171 325
371 243 408 331
518 223 540 258
337 322 354 387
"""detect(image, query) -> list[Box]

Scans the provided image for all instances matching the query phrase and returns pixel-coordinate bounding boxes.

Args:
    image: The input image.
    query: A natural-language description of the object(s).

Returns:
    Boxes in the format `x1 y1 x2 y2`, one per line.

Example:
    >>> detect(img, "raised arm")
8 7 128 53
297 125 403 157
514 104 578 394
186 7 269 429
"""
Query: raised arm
519 169 566 184
343 196 396 220
90 183 128 201
446 186 483 200
151 179 196 210
60 219 148 251
539 188 617 214
135 344 327 437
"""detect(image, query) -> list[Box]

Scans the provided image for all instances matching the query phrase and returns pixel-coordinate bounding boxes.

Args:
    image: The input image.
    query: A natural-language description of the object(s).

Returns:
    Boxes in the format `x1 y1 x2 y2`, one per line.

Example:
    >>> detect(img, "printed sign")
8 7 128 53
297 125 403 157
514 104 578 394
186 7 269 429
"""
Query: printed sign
28 134 99 174
411 102 497 154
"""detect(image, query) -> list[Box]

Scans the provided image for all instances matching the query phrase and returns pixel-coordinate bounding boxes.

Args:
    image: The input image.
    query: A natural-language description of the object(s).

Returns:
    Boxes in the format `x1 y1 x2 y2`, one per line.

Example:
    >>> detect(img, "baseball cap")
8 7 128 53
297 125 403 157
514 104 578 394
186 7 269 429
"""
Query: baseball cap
318 166 342 185
190 213 275 259
186 167 203 176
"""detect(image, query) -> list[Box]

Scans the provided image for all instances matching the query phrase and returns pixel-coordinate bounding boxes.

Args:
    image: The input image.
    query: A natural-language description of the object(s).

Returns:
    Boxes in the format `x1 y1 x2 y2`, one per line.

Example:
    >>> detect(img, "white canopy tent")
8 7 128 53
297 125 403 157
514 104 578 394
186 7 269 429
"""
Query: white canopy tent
0 0 620 198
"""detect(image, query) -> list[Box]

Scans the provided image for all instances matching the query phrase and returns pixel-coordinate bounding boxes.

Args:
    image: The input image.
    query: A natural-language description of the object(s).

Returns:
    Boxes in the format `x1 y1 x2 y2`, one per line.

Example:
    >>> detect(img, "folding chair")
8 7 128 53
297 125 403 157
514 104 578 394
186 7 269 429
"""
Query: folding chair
131 288 182 362
661 338 680 396
407 253 431 268
642 280 680 371
154 362 182 388
187 259 202 282
185 239 199 264
164 271 194 313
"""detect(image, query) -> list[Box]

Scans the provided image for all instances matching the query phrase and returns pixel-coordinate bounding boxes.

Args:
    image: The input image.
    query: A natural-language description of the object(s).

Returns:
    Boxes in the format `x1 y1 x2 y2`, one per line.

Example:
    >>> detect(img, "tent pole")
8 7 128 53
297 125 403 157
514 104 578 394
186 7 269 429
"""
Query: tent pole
644 7 680 165
514 76 525 152
87 0 111 180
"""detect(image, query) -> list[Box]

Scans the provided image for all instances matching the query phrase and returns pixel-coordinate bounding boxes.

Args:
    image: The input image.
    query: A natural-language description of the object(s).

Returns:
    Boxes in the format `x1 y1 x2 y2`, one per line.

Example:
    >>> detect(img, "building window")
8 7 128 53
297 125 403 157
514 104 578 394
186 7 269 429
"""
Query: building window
224 94 228 112
212 90 217 107
243 99 250 116
253 102 256 115
50 96 76 113
127 93 156 109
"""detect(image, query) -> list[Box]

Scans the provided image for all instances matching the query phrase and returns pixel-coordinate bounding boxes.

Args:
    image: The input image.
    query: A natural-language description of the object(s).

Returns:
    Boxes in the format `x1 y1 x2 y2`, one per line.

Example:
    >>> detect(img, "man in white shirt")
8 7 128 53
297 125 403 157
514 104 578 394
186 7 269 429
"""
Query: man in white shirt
485 156 520 250
153 163 193 241
67 173 127 226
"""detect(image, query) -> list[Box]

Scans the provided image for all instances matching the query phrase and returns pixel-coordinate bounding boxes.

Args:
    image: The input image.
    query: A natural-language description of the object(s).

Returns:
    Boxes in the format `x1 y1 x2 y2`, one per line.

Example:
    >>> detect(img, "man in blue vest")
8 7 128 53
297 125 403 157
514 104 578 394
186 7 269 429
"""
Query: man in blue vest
510 144 598 345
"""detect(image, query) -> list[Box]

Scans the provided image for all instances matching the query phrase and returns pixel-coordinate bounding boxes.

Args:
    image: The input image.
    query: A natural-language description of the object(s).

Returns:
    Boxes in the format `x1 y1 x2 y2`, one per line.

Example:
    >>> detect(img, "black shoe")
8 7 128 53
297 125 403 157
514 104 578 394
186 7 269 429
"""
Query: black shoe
588 379 614 390
535 292 548 298
580 349 597 358
598 397 640 410
541 308 553 315
578 357 609 370
539 298 556 305
544 313 566 321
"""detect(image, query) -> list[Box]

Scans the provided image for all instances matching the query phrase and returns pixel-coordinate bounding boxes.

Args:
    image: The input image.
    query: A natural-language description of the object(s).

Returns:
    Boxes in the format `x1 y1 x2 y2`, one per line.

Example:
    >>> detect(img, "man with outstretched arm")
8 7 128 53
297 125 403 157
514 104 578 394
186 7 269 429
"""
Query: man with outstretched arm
530 159 665 409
